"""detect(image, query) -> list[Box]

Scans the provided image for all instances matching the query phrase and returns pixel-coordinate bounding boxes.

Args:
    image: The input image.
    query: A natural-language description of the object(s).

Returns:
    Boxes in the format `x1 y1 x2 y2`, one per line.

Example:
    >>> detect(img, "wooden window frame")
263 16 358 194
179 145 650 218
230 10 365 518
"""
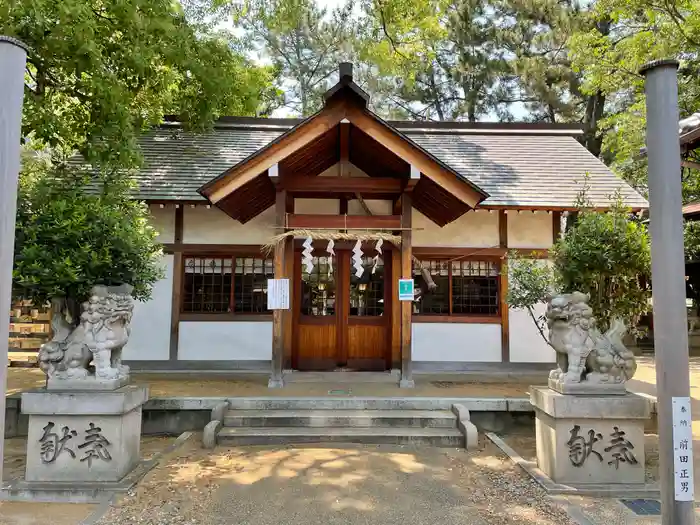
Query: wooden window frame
180 253 274 322
412 254 502 323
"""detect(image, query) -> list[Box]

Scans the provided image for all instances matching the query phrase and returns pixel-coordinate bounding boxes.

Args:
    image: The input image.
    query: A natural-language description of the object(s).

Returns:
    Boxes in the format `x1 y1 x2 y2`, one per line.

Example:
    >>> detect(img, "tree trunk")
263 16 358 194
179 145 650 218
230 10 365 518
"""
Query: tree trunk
582 91 606 158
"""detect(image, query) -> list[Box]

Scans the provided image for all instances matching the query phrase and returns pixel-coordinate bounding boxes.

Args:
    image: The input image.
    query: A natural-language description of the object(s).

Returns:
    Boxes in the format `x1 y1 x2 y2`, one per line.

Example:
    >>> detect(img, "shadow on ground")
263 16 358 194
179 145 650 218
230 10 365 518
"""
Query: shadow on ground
97 438 575 525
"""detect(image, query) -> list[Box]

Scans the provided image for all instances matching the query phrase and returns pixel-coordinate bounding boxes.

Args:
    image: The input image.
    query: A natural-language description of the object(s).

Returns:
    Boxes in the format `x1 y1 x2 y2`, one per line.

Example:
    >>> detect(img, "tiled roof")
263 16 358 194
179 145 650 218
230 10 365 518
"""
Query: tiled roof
683 202 700 217
130 121 648 209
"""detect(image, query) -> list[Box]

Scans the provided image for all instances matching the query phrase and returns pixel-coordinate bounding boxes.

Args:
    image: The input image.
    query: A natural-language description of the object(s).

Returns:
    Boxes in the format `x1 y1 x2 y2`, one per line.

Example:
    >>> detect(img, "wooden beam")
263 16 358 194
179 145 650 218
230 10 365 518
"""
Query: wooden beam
355 193 373 215
169 206 184 361
346 106 485 208
286 214 402 230
205 100 348 203
270 190 288 388
400 192 414 387
339 121 350 177
281 176 403 194
499 210 509 363
162 244 265 255
499 210 508 249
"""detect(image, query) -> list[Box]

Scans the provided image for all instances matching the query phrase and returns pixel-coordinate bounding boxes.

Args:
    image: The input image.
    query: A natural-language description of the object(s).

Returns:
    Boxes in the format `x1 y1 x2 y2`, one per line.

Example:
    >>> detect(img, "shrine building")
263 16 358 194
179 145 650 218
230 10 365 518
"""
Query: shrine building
119 63 647 385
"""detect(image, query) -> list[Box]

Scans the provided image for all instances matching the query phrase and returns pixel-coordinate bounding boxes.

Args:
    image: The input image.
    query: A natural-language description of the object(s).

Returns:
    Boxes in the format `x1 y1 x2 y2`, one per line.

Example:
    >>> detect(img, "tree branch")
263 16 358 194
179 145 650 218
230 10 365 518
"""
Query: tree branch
375 0 409 60
526 305 556 349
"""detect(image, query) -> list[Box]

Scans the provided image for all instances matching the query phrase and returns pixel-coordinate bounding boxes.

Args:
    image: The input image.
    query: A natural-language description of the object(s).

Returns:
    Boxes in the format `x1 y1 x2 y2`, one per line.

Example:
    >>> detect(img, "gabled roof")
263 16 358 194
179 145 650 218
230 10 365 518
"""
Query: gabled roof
198 80 489 216
134 119 648 210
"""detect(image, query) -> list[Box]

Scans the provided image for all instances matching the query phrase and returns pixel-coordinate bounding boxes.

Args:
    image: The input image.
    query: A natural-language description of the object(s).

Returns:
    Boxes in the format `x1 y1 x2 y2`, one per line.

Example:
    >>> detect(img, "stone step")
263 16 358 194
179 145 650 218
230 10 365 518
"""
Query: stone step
223 397 515 411
223 409 457 429
217 427 464 447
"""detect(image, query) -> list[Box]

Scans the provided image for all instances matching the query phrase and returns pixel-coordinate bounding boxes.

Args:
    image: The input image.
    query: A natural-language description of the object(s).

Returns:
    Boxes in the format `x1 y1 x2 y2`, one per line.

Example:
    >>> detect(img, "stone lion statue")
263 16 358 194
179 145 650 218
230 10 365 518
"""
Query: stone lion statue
38 285 134 385
546 292 637 389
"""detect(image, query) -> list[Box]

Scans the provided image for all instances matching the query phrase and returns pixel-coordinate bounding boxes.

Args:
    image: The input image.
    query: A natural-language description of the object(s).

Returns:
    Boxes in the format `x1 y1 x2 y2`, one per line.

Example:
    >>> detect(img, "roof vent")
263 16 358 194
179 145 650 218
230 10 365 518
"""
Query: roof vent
339 62 353 81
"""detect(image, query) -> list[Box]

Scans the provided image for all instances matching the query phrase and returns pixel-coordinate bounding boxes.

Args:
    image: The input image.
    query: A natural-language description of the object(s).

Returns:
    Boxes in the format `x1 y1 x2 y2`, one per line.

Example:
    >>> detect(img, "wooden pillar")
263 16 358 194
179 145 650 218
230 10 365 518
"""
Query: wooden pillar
269 190 288 388
399 192 414 388
499 210 510 362
339 121 350 177
552 211 562 245
169 205 184 362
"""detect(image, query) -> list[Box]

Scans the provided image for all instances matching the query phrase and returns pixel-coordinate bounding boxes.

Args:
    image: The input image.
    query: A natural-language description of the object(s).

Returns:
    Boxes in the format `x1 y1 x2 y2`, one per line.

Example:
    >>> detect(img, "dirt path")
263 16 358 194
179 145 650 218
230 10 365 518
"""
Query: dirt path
96 436 575 525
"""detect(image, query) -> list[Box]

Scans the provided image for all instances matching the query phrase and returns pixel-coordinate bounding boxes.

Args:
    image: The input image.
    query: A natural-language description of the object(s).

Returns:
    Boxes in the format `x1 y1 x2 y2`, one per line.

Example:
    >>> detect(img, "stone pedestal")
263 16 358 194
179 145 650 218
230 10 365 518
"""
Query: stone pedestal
530 386 651 487
20 385 148 483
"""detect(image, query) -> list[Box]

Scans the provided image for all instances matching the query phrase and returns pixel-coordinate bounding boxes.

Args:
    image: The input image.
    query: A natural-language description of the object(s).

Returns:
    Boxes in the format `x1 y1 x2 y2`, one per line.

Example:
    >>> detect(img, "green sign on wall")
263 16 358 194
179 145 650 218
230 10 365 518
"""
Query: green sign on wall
398 279 414 301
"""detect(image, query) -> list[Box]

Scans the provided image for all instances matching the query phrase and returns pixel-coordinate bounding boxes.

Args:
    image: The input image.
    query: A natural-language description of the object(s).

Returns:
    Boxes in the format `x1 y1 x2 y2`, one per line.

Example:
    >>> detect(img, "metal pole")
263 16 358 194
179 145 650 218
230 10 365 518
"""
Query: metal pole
0 36 27 484
641 59 695 525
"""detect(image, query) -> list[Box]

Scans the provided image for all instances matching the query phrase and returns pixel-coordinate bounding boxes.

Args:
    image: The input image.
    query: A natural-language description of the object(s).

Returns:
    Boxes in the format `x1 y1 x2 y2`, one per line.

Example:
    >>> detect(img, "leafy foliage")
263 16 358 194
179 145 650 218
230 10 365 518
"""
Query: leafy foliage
232 0 354 116
685 220 700 262
568 0 700 198
1 0 276 169
552 197 651 332
506 256 557 345
13 166 164 306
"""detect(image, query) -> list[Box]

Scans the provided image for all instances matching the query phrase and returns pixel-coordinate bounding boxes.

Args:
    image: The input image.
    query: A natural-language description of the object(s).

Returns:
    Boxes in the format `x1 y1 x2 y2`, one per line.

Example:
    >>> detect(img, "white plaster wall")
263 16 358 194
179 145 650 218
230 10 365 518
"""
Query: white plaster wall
507 211 553 249
122 255 173 361
294 198 339 215
182 206 274 244
412 323 502 362
347 199 393 215
413 209 499 248
178 322 273 361
508 304 556 363
148 206 175 244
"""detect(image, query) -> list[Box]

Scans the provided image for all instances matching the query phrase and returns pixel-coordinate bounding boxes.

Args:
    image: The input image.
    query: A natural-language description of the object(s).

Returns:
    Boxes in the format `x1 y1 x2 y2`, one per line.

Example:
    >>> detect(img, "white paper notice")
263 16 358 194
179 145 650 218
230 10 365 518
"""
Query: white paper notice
267 279 290 310
672 396 694 501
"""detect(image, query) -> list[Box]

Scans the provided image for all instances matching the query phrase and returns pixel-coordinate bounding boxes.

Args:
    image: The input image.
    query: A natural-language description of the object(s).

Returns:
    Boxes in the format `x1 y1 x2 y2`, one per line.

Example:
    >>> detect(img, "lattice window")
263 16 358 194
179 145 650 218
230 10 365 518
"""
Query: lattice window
413 260 450 314
234 257 274 313
183 256 273 314
452 260 499 315
301 256 336 316
350 256 384 316
412 259 499 316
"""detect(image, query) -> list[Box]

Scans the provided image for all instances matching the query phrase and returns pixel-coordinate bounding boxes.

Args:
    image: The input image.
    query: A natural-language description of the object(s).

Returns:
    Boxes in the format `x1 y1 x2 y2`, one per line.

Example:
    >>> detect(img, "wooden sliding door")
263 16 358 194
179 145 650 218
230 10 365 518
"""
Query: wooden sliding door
292 247 391 371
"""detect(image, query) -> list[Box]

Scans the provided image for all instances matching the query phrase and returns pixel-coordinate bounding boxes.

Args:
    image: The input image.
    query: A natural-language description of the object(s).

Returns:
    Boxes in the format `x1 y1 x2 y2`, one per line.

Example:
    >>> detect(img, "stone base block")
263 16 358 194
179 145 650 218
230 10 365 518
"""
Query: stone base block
47 376 129 391
21 385 148 483
548 378 627 396
531 387 650 487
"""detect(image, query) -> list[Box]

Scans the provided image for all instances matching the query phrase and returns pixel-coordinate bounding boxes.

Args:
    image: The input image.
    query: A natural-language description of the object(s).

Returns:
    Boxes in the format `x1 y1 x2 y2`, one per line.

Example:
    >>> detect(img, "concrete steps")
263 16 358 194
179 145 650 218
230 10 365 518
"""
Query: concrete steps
217 426 464 447
223 409 457 429
216 407 465 447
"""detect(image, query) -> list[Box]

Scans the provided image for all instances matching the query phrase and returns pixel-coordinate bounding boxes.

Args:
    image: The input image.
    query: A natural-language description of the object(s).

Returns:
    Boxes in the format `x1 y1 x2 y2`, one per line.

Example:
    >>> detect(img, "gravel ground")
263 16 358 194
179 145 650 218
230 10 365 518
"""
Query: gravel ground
501 432 700 524
95 435 576 525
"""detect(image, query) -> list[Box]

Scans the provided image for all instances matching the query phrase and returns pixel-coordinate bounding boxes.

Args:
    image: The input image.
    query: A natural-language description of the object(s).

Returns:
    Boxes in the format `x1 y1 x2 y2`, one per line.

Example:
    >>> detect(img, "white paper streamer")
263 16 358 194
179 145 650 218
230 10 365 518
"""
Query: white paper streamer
352 239 364 278
372 239 383 274
302 237 314 274
326 239 335 278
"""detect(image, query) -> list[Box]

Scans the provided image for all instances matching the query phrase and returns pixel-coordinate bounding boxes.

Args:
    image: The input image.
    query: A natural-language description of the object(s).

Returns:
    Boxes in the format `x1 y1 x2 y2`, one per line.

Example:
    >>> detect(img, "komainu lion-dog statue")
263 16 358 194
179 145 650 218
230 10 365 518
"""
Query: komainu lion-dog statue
546 292 637 392
38 285 134 385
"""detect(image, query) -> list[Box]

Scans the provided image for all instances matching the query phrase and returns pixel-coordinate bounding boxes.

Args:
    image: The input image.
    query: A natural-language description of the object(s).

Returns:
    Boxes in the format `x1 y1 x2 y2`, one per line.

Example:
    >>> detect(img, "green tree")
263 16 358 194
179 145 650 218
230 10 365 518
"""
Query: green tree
1 0 275 169
356 0 504 121
13 163 163 314
232 0 354 116
568 0 700 195
552 197 651 332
